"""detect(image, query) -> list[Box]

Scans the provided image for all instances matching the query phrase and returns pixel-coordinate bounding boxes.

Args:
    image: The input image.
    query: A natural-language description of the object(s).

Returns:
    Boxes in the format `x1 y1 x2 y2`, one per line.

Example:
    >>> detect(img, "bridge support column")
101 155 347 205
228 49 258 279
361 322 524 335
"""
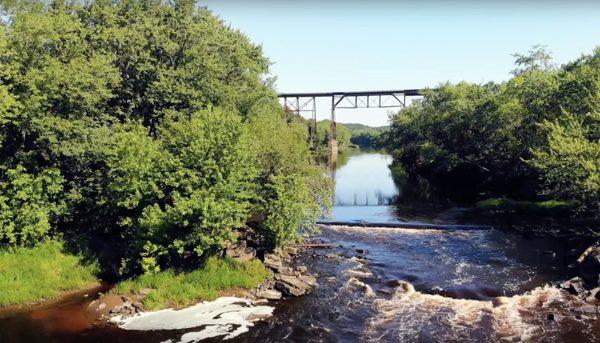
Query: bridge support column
329 98 338 161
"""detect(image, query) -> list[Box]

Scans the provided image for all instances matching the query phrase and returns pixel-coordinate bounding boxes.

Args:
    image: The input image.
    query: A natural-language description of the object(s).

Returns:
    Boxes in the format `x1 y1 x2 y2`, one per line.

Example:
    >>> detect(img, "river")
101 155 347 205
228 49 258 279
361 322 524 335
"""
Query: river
0 150 598 342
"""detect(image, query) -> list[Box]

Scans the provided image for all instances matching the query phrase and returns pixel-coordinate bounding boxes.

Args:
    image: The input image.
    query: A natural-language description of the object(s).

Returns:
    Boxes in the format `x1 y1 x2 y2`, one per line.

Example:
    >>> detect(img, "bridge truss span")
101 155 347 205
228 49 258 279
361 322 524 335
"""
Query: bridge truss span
278 89 424 151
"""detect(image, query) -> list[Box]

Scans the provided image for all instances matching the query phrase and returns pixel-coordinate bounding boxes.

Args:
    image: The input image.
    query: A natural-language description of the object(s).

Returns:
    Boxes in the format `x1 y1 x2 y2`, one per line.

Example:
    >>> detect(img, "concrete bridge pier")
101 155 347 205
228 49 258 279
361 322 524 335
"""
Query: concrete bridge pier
329 102 338 161
328 137 338 161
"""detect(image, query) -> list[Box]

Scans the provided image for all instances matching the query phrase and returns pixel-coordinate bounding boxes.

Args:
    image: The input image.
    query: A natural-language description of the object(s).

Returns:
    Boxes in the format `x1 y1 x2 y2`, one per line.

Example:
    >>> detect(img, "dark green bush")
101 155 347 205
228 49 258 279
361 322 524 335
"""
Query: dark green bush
384 46 600 216
0 166 65 247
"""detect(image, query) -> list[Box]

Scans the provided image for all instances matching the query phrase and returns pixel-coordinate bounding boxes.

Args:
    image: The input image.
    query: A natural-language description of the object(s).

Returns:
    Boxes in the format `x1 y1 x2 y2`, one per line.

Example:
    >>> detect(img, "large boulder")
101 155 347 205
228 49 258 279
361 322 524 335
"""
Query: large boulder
274 274 312 297
254 289 282 300
225 240 256 262
263 253 284 271
560 277 586 296
585 287 600 302
577 244 600 285
298 274 317 287
275 281 306 297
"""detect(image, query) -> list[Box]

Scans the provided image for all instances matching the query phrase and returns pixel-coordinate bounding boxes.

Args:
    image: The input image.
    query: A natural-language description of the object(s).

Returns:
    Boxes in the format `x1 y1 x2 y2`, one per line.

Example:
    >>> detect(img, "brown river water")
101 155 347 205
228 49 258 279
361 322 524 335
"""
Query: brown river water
0 151 598 342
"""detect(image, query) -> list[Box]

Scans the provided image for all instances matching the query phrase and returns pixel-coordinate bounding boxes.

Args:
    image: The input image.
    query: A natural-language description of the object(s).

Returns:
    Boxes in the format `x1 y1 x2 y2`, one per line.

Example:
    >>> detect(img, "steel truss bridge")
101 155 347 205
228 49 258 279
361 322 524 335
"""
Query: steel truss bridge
278 89 424 150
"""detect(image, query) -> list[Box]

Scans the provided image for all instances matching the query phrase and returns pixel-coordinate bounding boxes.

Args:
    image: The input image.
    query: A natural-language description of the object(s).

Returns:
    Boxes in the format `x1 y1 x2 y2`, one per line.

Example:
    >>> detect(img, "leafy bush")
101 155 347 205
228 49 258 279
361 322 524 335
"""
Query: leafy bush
249 109 332 247
350 132 383 149
0 166 65 247
105 109 256 274
384 82 524 193
531 112 600 214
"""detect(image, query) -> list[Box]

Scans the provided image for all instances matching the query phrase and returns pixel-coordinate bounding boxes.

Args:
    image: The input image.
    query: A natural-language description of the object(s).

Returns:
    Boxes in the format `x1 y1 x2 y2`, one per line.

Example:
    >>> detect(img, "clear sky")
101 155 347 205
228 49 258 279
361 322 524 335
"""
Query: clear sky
201 0 600 126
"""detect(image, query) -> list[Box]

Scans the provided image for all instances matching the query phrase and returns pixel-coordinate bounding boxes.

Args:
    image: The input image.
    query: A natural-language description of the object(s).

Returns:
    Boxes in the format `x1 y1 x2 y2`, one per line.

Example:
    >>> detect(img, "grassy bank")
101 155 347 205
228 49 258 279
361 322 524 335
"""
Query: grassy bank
475 198 573 215
114 256 271 310
0 241 99 307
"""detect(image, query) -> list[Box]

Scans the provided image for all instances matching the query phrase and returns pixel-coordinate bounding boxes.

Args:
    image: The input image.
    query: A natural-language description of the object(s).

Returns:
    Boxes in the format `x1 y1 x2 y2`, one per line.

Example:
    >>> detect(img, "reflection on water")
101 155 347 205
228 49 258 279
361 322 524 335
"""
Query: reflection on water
333 152 398 206
327 150 590 229
327 150 402 223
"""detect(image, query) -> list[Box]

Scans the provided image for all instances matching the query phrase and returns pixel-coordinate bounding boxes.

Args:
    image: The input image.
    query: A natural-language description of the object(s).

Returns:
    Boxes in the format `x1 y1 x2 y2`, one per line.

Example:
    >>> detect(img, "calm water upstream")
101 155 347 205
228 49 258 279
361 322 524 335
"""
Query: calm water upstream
328 151 400 223
1 151 598 342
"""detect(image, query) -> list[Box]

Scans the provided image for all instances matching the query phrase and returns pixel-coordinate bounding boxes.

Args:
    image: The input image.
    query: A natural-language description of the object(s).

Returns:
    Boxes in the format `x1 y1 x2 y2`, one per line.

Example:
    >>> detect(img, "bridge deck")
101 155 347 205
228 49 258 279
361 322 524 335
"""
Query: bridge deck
278 89 423 98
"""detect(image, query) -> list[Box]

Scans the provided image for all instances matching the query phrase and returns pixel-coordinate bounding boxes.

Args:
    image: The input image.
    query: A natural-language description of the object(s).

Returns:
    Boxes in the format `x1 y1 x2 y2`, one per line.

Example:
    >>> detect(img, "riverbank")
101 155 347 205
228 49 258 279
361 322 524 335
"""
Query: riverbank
0 238 323 342
102 241 319 315
0 238 309 319
112 256 270 310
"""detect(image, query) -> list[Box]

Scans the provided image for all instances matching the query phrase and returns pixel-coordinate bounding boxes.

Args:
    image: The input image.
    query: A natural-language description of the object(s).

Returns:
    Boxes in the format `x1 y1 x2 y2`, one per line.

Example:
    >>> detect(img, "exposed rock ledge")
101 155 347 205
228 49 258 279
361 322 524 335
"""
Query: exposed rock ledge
89 239 325 338
225 240 320 300
558 242 600 305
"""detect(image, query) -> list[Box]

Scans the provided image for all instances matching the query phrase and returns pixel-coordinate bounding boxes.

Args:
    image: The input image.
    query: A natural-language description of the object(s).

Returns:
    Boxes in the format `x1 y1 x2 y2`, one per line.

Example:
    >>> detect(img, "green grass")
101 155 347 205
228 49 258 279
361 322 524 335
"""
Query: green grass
114 256 271 310
475 198 573 214
0 241 99 307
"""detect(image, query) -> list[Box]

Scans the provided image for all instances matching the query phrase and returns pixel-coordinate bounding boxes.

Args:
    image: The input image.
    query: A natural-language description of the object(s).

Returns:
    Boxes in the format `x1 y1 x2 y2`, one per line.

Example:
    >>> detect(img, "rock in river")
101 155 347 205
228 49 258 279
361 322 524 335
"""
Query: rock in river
254 289 282 300
560 277 586 296
263 253 284 271
274 274 313 297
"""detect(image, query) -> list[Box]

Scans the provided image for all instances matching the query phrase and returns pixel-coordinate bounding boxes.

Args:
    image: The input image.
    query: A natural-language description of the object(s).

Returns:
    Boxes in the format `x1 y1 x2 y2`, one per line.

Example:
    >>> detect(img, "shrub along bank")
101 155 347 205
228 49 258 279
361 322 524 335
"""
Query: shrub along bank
0 0 331 306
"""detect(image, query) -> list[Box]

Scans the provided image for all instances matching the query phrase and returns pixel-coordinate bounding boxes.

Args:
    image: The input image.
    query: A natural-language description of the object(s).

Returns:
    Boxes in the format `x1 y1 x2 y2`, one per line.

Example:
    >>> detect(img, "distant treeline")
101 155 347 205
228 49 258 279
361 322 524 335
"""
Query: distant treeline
314 120 385 150
382 46 599 217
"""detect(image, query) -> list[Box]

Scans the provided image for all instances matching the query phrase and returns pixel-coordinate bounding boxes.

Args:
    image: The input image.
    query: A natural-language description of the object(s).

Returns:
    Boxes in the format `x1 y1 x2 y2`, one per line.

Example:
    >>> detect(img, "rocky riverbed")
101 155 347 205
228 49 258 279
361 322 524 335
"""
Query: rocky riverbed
2 225 599 342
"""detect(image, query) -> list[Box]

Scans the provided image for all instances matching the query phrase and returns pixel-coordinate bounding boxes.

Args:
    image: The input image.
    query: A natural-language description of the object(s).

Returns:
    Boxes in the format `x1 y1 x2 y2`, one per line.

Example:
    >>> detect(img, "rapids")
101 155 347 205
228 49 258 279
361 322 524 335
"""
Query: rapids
0 151 597 342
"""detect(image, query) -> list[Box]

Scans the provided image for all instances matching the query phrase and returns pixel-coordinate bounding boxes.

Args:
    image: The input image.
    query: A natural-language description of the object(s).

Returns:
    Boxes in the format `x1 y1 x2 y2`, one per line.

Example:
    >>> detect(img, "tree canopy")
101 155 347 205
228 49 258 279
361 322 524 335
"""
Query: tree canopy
384 46 600 216
0 0 331 275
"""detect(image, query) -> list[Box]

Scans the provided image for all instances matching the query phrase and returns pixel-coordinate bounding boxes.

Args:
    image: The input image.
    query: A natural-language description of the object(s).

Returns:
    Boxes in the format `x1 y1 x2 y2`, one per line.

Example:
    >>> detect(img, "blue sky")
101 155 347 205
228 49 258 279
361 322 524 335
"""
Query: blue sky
202 1 600 126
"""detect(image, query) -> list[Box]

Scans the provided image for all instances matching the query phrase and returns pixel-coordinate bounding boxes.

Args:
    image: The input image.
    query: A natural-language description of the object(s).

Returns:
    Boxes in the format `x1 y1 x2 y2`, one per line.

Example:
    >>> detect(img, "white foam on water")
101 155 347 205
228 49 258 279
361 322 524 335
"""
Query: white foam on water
346 277 376 298
178 324 233 342
449 261 477 285
111 297 274 342
329 225 446 235
345 267 374 278
366 281 571 342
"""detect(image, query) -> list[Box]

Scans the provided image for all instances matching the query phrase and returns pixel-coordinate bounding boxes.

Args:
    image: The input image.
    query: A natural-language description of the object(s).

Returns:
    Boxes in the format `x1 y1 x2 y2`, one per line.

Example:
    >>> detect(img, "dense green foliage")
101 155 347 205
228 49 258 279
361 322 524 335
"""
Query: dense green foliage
345 123 385 149
312 120 384 150
384 46 599 216
0 166 65 246
0 0 330 275
114 256 270 309
316 119 352 149
0 240 99 306
350 132 383 149
344 123 386 136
